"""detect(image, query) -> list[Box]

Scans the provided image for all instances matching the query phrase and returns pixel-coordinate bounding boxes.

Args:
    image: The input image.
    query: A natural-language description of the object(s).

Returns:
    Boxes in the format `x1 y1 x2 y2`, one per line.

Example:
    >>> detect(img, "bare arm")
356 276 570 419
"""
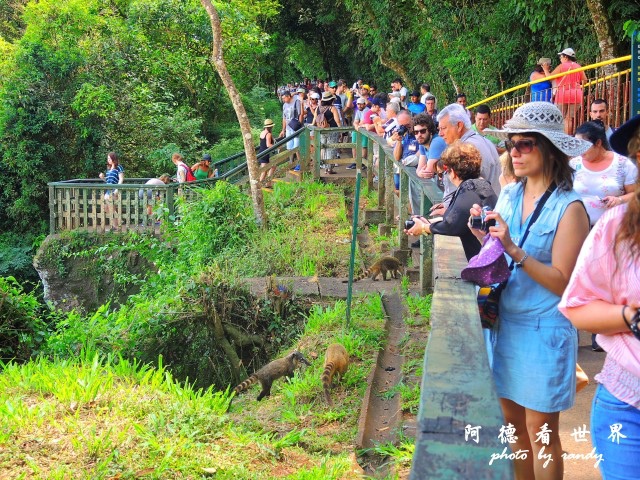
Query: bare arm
418 156 436 178
331 106 339 125
493 201 590 296
393 138 403 162
603 183 636 207
564 301 640 335
118 170 125 184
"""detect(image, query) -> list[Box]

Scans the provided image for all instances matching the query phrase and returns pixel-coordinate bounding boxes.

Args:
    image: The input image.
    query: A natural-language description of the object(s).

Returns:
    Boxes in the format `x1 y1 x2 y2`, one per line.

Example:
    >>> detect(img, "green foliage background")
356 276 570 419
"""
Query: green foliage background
0 0 638 280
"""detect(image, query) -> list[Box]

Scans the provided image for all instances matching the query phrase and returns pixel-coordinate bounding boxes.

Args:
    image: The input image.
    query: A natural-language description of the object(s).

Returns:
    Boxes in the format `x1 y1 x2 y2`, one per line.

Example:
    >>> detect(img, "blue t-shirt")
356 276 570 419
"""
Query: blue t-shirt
105 165 124 184
407 102 426 115
428 135 447 160
401 134 420 159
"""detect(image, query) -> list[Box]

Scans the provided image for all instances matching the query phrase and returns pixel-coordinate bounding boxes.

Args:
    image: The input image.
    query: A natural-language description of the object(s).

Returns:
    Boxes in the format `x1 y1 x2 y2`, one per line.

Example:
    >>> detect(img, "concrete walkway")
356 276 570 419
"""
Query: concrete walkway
242 275 605 478
561 330 605 479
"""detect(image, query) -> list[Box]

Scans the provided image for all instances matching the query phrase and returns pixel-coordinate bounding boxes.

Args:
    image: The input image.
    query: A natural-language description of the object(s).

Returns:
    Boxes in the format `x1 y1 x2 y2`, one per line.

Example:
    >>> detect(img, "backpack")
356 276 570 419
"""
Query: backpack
315 106 330 129
179 162 197 182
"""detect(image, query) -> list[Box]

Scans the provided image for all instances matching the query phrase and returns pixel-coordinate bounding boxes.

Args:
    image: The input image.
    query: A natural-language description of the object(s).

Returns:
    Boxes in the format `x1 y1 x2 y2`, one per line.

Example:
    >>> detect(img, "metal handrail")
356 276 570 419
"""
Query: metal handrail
468 55 632 109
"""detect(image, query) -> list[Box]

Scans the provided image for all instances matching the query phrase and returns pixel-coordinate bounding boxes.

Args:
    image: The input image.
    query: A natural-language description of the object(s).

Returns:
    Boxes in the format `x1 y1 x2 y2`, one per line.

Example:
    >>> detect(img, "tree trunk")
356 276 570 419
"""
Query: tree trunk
379 53 412 90
210 307 245 385
585 0 618 76
200 0 267 227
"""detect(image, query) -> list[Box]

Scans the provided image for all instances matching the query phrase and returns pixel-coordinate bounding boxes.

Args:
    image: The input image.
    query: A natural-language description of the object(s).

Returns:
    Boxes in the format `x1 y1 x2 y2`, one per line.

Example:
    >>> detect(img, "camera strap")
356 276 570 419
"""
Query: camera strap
508 182 557 271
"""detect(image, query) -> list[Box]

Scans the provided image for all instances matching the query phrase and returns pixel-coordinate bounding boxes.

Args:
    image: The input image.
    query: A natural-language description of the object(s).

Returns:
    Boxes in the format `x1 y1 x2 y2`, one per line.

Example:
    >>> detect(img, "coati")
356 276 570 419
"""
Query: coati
234 351 311 401
342 256 403 283
321 343 349 406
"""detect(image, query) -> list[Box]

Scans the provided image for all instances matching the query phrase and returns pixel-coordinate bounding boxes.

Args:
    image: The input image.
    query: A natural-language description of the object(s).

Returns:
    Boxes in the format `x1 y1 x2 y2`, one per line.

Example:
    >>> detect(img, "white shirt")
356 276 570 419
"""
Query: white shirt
570 152 638 225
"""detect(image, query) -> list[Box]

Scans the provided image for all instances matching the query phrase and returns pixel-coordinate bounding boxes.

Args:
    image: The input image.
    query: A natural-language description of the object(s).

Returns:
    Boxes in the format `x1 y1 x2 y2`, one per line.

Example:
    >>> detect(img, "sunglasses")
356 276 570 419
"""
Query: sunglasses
505 139 537 154
436 166 449 179
414 127 428 134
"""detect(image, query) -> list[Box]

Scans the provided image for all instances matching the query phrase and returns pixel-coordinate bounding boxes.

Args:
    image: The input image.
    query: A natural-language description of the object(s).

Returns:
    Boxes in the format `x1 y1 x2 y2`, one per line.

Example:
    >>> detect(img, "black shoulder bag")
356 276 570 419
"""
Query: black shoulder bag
288 100 303 131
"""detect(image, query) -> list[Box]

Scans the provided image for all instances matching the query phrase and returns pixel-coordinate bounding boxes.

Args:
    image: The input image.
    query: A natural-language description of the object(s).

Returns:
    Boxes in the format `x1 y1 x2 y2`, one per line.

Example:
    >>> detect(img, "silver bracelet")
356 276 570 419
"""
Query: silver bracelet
515 252 529 268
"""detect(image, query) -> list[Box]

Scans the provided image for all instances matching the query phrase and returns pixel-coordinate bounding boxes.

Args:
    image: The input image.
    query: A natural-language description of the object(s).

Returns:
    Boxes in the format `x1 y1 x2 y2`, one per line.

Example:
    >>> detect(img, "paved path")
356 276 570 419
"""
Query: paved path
562 330 605 479
242 275 606 478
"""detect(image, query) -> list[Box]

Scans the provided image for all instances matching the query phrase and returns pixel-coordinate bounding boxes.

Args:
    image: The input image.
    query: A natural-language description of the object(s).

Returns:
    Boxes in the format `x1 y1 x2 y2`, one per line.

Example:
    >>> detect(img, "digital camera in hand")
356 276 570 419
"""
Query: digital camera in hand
405 219 415 230
396 125 408 136
470 206 495 232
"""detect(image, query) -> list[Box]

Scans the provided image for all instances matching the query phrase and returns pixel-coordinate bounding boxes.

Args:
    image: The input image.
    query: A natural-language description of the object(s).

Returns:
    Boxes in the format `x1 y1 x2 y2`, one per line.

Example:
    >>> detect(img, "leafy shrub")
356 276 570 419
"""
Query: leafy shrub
0 233 41 285
0 276 52 361
169 181 258 267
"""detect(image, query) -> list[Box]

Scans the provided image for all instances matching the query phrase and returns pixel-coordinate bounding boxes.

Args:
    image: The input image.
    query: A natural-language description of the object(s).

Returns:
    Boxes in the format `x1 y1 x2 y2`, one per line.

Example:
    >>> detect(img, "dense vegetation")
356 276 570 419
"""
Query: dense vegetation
0 179 430 478
1 0 637 256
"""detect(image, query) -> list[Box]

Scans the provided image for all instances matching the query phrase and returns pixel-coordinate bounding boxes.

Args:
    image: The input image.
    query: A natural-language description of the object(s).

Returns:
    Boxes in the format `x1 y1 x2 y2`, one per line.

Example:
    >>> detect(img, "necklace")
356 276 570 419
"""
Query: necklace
526 185 548 200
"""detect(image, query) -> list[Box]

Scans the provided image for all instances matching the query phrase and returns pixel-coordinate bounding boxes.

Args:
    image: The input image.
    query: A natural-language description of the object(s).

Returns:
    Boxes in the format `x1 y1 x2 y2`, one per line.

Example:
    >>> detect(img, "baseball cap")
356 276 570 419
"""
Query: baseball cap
356 97 367 104
328 81 337 88
310 92 320 100
202 153 212 161
558 48 576 57
371 98 383 107
361 84 370 90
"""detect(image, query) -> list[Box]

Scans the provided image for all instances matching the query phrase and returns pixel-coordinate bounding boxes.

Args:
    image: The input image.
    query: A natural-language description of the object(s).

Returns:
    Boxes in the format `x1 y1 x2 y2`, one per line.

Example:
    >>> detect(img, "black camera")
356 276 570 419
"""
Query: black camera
396 125 408 136
469 206 495 232
405 218 415 230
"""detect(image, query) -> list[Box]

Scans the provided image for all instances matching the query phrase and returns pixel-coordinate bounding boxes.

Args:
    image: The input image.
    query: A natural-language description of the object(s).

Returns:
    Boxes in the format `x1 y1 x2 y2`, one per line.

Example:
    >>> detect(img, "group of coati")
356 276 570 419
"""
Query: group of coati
233 343 349 406
234 256 402 404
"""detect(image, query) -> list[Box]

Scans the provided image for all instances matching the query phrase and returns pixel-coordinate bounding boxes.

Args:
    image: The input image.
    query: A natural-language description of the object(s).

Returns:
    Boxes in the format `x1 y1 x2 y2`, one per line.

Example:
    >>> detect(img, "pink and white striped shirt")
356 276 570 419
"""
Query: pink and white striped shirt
559 204 640 407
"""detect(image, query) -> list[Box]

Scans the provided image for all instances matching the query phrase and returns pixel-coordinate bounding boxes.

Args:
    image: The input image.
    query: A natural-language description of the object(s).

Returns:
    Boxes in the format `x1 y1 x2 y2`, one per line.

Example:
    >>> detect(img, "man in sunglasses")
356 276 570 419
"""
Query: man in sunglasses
436 103 501 196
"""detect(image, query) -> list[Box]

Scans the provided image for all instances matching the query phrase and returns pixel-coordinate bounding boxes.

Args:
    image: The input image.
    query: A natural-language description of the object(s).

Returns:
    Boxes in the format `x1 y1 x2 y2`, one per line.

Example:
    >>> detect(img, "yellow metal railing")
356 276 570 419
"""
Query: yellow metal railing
469 55 632 130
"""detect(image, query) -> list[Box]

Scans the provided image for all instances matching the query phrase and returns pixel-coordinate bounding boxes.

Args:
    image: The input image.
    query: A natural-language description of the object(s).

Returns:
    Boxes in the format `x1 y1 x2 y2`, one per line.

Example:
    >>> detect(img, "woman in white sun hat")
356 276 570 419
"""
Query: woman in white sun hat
469 101 592 480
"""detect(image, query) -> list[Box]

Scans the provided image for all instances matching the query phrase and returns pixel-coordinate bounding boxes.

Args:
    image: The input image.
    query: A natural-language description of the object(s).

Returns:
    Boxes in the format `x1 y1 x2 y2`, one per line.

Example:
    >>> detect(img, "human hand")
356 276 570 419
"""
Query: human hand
418 169 435 179
483 210 516 255
98 172 105 180
404 216 428 236
602 196 623 209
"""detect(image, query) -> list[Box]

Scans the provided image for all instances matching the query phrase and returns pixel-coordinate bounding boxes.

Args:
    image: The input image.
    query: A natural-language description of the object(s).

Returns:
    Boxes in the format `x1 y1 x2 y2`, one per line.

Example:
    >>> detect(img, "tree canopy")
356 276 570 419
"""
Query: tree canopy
0 0 637 235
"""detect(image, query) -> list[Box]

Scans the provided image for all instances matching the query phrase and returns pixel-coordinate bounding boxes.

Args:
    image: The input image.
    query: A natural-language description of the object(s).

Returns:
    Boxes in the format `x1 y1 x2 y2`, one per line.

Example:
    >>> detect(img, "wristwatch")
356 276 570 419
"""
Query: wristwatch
515 251 529 268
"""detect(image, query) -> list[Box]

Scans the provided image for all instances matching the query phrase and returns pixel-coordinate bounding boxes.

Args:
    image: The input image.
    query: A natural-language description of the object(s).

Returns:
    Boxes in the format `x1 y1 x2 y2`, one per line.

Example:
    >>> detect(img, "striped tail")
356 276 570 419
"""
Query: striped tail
342 270 369 283
234 375 257 395
322 362 336 405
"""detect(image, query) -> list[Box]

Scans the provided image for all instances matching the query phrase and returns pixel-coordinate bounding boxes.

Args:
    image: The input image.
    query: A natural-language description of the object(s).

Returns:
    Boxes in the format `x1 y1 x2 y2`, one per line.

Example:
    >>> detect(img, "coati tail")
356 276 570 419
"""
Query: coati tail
321 362 336 405
342 270 370 283
234 375 258 395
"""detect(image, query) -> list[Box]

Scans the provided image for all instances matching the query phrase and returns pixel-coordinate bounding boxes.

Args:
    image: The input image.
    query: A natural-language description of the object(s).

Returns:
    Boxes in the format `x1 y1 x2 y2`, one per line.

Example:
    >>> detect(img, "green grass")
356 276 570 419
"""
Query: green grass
1 297 386 479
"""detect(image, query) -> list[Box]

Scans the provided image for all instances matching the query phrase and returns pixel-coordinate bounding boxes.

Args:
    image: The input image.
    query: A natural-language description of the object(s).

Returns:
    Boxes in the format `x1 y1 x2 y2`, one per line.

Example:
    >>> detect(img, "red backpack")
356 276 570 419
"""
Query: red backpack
179 162 197 182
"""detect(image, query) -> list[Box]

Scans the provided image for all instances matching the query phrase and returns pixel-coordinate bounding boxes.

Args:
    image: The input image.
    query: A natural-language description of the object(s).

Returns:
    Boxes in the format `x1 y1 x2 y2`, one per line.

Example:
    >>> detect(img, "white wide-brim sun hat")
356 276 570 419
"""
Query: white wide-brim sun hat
488 102 592 157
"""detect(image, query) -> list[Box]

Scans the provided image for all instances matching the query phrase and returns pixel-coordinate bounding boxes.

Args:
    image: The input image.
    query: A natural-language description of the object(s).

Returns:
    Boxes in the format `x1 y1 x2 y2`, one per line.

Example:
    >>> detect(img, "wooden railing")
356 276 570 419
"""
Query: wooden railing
47 131 306 234
48 124 508 477
469 56 632 129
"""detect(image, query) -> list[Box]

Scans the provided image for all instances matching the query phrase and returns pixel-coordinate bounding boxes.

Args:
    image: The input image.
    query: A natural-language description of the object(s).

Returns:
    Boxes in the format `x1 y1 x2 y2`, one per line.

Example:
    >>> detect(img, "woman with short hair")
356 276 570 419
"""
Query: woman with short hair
404 141 497 260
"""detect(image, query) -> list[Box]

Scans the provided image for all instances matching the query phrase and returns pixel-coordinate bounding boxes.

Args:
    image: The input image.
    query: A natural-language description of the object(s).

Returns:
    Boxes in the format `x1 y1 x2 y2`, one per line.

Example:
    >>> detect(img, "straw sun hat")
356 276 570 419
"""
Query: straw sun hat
489 102 592 157
264 119 275 128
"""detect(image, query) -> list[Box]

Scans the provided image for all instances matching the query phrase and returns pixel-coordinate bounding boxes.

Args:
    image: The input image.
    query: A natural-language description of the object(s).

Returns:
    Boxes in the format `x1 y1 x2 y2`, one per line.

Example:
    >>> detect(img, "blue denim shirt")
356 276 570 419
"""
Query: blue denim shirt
495 182 583 321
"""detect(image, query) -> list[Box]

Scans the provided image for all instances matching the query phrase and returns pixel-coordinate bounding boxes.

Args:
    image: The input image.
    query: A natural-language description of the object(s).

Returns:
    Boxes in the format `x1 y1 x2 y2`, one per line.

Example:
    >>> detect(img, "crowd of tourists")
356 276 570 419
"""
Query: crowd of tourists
273 63 638 479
